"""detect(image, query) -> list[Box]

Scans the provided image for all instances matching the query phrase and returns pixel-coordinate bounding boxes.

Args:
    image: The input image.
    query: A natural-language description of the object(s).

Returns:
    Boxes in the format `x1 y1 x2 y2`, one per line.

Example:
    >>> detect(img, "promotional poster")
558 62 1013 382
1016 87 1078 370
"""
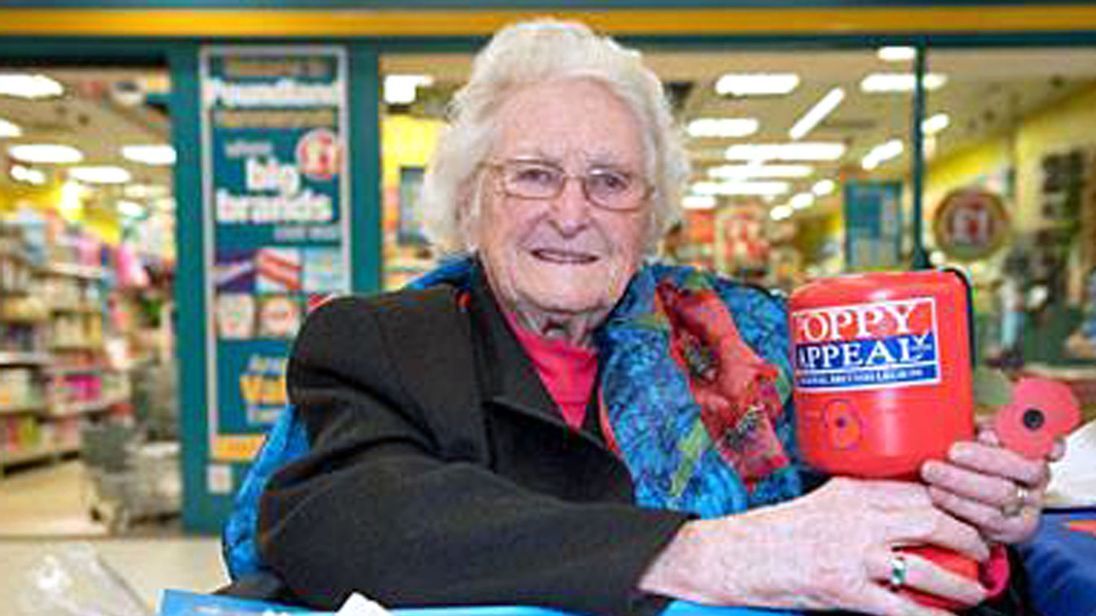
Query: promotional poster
200 47 350 462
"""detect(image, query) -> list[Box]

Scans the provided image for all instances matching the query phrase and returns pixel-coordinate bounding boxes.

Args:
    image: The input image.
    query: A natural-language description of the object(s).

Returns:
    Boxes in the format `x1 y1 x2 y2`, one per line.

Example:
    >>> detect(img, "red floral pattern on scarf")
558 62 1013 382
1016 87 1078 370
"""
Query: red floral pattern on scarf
656 280 790 490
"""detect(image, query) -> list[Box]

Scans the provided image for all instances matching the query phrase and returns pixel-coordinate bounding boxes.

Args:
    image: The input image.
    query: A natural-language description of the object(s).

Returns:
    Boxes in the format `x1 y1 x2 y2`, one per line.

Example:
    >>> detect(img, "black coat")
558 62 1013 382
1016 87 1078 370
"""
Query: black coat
258 265 690 615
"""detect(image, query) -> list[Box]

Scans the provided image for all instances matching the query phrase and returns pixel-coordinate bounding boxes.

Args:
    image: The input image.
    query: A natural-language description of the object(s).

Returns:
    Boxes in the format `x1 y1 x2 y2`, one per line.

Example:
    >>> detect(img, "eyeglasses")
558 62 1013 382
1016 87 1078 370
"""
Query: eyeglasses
483 159 651 212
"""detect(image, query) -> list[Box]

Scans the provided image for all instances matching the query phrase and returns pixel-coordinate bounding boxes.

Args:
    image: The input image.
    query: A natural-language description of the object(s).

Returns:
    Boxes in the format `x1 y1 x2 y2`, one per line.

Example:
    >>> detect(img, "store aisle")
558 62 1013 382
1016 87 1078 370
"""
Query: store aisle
0 537 226 612
0 459 106 536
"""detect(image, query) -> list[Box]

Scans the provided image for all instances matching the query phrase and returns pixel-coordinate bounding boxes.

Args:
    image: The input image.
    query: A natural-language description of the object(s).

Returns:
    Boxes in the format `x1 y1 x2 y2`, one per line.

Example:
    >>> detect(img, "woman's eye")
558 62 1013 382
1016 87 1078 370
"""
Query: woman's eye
514 166 557 185
590 171 629 193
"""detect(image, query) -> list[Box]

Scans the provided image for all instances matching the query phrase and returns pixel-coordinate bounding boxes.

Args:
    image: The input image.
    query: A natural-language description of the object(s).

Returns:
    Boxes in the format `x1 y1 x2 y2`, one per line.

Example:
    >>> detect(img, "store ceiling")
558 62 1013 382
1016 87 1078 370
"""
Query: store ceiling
382 47 1096 216
0 67 172 211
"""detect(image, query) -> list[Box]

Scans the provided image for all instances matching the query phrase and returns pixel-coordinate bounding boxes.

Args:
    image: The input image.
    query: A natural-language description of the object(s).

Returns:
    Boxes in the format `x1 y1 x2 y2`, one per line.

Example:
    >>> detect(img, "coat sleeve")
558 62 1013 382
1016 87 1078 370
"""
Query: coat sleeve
257 296 689 615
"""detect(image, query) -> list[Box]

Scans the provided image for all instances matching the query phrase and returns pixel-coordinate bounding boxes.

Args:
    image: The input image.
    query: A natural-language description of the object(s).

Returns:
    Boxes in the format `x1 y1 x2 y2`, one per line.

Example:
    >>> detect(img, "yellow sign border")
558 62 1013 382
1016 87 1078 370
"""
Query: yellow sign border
1 6 1096 38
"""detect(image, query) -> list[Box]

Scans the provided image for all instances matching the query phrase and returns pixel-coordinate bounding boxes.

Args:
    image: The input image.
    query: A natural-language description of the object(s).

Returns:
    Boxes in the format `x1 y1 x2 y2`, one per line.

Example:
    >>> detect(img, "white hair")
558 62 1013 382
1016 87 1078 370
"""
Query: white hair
420 19 688 254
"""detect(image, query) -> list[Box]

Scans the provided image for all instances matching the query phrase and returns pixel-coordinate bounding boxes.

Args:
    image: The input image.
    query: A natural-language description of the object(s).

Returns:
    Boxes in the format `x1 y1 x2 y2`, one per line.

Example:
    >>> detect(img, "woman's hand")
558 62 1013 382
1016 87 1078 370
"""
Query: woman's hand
640 477 989 616
920 422 1065 545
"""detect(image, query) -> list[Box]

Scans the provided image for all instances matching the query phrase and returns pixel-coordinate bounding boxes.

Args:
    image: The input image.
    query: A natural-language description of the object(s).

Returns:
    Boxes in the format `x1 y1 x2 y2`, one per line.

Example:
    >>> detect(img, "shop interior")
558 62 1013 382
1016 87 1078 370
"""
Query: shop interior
1 44 1095 543
0 65 179 535
381 45 1096 371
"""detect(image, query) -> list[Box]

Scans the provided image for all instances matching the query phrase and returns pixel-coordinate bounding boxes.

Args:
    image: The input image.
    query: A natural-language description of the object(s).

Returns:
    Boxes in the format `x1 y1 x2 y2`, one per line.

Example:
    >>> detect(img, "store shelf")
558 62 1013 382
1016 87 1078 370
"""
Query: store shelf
1 444 57 467
41 263 106 280
49 305 102 315
50 343 104 352
0 351 52 366
49 396 125 418
48 364 107 376
0 402 49 416
0 313 49 324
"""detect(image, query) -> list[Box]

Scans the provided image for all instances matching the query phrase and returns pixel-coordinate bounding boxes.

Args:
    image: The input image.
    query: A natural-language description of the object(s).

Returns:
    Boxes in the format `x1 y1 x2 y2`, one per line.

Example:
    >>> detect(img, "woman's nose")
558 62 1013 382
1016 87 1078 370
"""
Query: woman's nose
548 176 592 235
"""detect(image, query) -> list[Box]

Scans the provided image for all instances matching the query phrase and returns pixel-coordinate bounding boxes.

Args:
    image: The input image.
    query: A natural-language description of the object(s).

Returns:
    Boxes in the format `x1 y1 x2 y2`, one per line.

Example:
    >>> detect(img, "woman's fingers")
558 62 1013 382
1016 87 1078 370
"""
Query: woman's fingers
887 507 989 562
921 459 1026 509
946 441 1048 487
862 549 982 615
867 550 986 608
928 485 1040 544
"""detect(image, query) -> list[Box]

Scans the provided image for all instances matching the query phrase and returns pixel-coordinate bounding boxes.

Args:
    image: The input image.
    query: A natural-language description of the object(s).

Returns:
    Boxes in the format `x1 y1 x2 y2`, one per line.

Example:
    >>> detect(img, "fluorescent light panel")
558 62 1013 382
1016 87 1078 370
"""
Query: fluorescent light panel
0 73 63 99
725 142 846 162
0 117 21 138
708 164 814 179
770 205 793 221
69 165 132 184
682 195 717 210
715 73 799 97
922 112 950 135
877 46 916 62
8 144 84 164
692 180 790 197
687 117 759 138
861 73 948 93
790 192 815 210
812 179 836 196
789 87 845 140
861 139 905 170
384 74 433 105
122 144 176 166
10 164 45 185
116 200 146 218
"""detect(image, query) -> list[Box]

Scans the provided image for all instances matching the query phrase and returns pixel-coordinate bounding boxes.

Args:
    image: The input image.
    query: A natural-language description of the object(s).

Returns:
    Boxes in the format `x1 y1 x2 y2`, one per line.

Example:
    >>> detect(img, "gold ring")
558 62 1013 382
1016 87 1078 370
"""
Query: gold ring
888 553 909 590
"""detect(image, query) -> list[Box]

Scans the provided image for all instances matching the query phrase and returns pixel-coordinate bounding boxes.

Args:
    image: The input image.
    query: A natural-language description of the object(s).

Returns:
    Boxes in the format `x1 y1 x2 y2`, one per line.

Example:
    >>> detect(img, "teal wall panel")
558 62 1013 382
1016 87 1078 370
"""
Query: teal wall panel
170 43 235 534
349 44 382 294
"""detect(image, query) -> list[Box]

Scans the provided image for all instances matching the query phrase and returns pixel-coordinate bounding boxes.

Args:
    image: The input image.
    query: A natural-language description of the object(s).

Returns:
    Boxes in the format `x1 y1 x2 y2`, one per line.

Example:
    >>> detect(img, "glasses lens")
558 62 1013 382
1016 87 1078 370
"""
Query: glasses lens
585 168 638 208
503 161 561 199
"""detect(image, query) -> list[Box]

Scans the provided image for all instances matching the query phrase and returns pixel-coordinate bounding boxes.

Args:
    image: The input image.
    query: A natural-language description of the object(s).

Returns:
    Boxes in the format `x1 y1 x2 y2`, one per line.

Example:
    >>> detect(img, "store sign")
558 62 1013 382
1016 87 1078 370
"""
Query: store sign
200 47 350 462
932 188 1010 262
844 181 903 270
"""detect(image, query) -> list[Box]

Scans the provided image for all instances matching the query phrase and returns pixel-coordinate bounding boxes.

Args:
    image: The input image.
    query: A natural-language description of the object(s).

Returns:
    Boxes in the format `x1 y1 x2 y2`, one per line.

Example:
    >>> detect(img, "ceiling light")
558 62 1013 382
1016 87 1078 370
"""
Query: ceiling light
707 164 814 179
0 73 63 99
124 183 170 199
725 142 846 162
922 112 951 135
877 46 917 62
770 205 793 221
0 117 21 138
10 164 45 186
715 73 799 97
789 87 845 140
790 192 815 210
8 144 84 164
384 74 433 105
812 179 836 196
59 181 85 220
154 197 176 212
861 73 948 93
122 144 176 166
683 195 717 210
691 180 790 197
116 200 146 219
686 118 759 138
861 139 905 170
68 165 132 184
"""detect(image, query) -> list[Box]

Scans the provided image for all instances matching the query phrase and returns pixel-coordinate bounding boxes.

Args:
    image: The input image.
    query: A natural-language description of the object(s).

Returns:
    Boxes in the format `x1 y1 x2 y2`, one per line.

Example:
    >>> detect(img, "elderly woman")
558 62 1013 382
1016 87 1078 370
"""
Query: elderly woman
257 21 1053 616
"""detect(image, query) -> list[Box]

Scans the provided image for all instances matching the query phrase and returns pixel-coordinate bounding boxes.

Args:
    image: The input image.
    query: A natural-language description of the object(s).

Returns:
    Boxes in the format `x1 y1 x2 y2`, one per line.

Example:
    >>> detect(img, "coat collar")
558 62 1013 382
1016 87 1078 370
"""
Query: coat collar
465 260 609 452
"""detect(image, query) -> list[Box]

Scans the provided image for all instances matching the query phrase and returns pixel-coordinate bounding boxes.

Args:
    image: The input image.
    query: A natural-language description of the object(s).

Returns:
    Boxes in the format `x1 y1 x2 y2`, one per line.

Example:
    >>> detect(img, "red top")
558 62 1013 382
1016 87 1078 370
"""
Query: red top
506 315 597 430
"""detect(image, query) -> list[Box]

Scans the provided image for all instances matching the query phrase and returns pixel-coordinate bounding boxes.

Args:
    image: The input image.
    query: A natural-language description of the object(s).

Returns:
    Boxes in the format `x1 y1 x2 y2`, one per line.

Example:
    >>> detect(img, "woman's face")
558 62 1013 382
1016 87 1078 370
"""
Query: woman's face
468 78 651 325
